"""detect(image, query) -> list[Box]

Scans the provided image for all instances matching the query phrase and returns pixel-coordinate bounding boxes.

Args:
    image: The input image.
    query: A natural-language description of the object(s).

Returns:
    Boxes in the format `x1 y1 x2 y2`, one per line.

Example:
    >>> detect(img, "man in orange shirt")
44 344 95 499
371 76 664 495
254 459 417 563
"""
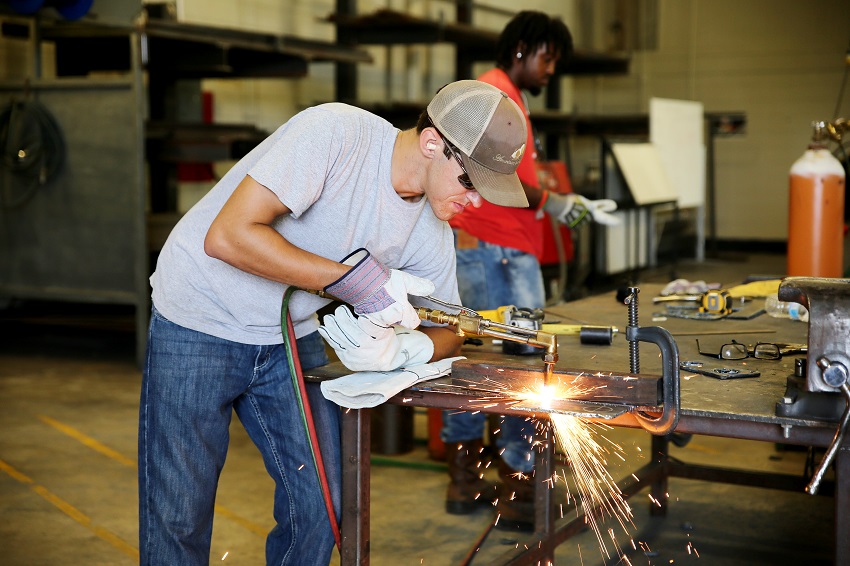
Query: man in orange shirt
443 11 619 530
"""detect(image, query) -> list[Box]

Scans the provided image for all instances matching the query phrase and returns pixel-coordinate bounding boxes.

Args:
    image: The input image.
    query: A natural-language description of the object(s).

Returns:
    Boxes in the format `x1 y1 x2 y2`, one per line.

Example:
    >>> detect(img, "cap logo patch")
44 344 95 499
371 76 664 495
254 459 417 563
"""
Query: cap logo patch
494 143 525 165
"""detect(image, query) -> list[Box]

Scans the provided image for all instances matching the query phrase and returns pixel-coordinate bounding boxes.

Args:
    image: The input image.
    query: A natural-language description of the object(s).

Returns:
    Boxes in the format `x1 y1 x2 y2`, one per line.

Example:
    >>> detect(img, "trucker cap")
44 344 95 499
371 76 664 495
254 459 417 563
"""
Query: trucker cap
427 80 529 208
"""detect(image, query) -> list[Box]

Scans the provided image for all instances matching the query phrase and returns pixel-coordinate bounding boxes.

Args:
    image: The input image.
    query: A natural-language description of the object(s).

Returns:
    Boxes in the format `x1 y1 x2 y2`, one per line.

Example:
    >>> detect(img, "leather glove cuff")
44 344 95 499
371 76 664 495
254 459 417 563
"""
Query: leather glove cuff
324 248 392 314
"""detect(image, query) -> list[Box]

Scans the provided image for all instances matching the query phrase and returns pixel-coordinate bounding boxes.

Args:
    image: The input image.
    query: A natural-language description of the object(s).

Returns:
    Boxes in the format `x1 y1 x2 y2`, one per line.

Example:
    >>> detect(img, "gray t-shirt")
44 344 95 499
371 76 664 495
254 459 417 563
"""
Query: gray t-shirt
151 103 459 345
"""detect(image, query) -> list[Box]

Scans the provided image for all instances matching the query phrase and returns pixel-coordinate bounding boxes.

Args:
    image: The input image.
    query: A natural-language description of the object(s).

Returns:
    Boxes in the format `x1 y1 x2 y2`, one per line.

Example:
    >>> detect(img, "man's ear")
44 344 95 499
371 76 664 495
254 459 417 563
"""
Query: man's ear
515 41 528 60
421 128 440 157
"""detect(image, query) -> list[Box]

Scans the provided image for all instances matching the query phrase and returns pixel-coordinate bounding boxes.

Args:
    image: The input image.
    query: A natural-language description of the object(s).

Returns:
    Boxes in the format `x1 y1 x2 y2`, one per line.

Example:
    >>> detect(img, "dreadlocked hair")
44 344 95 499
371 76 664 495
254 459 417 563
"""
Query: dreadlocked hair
495 11 574 69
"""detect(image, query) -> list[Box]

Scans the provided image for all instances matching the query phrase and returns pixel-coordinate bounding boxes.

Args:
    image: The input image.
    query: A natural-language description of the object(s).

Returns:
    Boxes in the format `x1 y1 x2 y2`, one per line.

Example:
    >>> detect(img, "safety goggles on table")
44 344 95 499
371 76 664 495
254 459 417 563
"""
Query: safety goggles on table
696 339 807 361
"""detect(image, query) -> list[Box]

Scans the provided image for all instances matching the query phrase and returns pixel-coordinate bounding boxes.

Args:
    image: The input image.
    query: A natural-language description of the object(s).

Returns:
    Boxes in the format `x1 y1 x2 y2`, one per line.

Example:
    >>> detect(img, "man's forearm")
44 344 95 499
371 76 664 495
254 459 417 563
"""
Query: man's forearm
522 180 545 209
419 326 465 362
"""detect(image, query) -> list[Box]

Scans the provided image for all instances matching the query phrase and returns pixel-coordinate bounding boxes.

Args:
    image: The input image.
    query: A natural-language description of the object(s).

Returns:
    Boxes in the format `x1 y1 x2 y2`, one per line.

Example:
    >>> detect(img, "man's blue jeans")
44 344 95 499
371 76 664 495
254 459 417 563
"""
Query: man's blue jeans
139 307 339 565
443 239 545 473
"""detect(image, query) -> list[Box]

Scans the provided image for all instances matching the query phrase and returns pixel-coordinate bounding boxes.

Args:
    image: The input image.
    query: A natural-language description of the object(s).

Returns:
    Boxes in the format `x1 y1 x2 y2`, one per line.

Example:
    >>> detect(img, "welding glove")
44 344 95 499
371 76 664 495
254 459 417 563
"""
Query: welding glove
320 356 463 409
324 248 435 328
543 192 621 227
318 305 434 372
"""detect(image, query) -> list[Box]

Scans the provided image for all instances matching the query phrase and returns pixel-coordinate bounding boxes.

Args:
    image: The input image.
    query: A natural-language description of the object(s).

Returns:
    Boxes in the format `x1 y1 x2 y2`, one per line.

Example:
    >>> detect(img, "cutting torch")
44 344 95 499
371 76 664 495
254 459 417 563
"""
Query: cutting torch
307 290 558 387
414 305 558 387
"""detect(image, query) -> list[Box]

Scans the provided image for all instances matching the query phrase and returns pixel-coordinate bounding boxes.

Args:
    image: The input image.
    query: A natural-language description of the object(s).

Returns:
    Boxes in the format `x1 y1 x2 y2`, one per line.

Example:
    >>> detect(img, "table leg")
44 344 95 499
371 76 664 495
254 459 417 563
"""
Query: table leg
534 419 556 560
340 408 371 565
650 434 669 516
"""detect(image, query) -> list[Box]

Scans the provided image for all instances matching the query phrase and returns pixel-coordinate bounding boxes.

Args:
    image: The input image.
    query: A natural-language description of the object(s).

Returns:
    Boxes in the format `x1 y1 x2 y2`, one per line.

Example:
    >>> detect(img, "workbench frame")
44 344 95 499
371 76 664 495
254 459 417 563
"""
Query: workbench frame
336 391 845 565
315 286 848 564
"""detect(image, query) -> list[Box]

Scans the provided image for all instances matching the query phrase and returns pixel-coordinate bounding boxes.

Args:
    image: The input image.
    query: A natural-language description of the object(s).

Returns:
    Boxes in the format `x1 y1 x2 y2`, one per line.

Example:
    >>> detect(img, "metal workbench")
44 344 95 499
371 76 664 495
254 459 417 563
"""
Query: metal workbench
307 285 847 564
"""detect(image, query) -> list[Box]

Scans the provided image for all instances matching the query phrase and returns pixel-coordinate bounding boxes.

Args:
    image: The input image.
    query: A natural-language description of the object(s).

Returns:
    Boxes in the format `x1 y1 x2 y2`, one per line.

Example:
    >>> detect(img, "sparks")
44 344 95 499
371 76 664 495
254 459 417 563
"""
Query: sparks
550 414 635 560
451 370 642 561
539 384 555 409
507 373 597 408
488 373 637 560
686 540 700 557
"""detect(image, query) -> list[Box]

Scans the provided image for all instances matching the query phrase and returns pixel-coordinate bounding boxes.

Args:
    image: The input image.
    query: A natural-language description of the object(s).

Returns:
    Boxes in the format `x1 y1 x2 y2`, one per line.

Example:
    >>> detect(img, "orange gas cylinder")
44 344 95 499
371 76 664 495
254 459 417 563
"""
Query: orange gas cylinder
786 139 846 277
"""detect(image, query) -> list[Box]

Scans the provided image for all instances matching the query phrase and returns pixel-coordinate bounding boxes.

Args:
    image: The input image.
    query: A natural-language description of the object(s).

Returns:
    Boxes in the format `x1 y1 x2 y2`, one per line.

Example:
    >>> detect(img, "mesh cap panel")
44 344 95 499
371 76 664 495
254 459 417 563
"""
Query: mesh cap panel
428 83 501 154
427 80 528 208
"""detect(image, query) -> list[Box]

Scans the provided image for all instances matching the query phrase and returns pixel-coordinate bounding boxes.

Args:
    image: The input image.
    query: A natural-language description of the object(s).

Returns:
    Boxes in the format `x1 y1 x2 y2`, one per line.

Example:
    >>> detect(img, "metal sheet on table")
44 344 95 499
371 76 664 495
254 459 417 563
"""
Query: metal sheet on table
509 399 629 419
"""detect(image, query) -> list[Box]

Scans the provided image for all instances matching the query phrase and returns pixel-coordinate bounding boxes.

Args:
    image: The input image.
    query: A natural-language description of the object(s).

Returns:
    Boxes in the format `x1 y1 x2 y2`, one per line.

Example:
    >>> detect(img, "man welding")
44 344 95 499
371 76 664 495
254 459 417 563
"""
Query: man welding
140 80 529 566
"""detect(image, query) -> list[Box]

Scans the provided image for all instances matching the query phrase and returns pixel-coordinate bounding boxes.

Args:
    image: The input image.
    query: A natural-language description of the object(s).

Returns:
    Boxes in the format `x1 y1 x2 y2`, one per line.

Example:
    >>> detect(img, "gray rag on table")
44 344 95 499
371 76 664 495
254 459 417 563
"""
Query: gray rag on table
320 357 464 409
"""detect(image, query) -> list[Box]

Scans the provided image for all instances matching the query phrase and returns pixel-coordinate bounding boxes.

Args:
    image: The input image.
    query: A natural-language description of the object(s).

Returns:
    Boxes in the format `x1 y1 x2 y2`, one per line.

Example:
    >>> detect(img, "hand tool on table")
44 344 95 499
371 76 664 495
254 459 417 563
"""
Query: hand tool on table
679 360 760 380
475 305 618 344
775 277 850 495
542 324 618 345
653 288 734 315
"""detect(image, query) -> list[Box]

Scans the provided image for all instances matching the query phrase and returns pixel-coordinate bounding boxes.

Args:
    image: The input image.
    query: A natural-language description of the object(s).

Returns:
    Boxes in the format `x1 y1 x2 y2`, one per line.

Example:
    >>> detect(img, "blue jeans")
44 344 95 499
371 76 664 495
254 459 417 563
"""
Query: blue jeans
139 308 338 566
443 239 545 473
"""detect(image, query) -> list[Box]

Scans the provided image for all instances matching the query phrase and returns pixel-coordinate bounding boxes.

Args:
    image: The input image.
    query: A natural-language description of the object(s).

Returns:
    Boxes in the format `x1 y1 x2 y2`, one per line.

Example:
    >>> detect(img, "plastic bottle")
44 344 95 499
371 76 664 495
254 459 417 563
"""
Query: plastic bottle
764 294 809 322
786 122 846 277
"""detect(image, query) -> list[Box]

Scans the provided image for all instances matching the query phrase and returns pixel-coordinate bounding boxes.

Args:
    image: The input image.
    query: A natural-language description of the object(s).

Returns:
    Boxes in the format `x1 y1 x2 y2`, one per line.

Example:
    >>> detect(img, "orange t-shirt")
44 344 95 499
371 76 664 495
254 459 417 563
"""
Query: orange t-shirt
449 68 546 259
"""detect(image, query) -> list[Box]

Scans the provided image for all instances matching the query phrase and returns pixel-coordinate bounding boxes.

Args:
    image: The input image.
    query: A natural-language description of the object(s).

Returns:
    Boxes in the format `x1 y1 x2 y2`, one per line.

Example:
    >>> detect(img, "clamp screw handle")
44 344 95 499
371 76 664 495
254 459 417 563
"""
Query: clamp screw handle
816 356 849 388
806 381 850 495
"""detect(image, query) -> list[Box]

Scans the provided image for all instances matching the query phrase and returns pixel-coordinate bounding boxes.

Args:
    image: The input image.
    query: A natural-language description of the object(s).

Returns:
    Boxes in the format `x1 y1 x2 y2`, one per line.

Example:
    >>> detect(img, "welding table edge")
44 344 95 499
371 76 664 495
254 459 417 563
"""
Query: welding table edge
308 370 850 565
308 371 847 565
307 360 839 447
309 294 848 564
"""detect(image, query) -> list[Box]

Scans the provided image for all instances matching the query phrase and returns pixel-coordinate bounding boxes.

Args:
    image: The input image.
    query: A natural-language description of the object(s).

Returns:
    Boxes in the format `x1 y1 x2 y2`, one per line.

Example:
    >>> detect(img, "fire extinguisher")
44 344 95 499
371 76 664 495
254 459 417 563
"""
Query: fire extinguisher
787 121 846 277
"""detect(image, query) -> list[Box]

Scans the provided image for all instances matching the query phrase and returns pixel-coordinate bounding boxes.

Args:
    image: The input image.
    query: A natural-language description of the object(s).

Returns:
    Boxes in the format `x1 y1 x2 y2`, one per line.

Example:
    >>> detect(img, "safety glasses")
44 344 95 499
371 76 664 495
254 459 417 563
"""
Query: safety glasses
429 121 475 190
697 339 781 360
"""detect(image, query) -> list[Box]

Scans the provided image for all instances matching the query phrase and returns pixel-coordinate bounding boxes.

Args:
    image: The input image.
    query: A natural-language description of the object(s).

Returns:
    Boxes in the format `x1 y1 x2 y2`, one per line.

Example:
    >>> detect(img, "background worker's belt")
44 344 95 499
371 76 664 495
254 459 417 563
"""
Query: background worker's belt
455 229 479 250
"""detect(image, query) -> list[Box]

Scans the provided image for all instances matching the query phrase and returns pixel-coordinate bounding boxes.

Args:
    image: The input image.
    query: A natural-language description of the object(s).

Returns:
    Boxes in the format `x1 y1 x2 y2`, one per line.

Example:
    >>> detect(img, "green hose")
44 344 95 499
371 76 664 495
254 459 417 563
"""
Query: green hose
280 286 340 547
281 287 311 442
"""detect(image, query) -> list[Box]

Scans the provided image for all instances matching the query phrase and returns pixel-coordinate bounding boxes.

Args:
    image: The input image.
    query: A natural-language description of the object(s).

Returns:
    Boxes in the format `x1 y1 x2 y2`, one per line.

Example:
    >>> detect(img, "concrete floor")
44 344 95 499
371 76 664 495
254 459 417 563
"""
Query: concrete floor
0 252 838 565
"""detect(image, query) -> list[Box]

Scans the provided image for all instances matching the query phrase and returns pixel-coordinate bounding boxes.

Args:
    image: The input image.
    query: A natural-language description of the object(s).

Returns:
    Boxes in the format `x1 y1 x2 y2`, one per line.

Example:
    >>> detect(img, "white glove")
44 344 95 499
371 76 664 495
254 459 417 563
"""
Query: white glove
320 356 463 409
318 305 434 372
543 193 621 227
324 248 435 328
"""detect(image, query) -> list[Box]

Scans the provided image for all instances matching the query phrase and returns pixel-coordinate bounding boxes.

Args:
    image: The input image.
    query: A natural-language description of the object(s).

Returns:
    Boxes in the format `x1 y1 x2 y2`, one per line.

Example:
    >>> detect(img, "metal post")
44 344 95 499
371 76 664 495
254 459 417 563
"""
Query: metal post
335 0 358 103
340 408 371 565
649 434 669 516
533 420 556 561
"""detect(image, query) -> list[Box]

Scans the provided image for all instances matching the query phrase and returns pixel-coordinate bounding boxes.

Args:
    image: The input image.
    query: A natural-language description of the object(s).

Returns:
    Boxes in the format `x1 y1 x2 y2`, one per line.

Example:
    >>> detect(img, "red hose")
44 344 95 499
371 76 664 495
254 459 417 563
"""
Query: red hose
285 313 341 548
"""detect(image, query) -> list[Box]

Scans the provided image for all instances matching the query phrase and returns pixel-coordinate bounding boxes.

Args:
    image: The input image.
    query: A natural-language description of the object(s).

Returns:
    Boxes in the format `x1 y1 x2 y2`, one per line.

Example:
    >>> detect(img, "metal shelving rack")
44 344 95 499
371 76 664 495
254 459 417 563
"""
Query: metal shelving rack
0 2 370 364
